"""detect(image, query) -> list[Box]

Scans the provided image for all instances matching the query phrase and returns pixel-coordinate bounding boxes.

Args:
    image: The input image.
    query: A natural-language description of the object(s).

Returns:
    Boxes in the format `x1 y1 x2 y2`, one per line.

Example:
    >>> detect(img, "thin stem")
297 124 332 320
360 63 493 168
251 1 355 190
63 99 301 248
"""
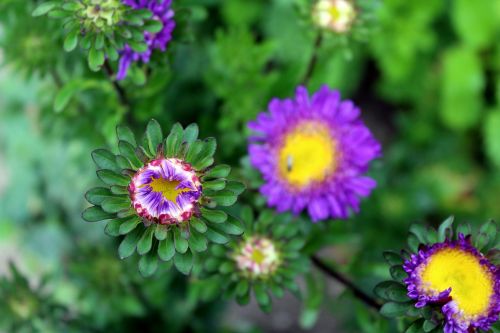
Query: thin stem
103 60 130 108
301 31 324 86
311 254 381 311
103 60 136 125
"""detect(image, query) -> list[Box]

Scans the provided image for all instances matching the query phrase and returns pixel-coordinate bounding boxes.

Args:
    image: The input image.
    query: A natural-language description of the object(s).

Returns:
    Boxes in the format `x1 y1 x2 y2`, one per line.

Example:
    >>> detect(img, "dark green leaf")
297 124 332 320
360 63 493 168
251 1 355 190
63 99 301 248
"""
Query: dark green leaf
118 140 142 169
139 252 158 277
145 119 163 156
203 164 231 179
117 125 136 146
92 149 119 172
118 216 141 235
174 249 193 275
85 187 113 205
137 227 155 255
118 228 142 259
183 123 199 145
158 232 175 261
200 208 227 223
101 197 131 213
32 1 57 16
165 123 183 157
82 206 114 222
97 169 130 186
174 228 189 253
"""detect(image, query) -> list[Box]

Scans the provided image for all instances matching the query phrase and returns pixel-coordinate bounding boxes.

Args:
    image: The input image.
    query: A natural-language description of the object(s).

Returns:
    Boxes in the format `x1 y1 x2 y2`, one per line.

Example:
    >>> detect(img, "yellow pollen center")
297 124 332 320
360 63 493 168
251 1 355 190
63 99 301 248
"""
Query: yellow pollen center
149 178 191 203
420 248 494 318
278 122 337 188
251 248 265 264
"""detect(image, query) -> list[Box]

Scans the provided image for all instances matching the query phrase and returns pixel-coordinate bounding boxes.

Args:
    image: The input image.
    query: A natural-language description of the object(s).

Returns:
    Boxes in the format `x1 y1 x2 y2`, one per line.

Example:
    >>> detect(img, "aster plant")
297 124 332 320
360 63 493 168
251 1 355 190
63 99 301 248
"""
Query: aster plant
117 0 175 80
375 217 500 333
32 0 166 72
204 208 309 312
248 85 381 222
82 119 245 276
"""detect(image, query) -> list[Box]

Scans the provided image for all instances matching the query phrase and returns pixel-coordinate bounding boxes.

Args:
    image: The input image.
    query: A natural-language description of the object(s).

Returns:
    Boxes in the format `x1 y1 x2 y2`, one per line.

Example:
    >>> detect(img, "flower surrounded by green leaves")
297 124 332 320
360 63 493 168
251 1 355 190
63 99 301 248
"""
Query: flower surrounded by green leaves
376 217 500 333
33 0 165 71
205 208 309 312
82 119 246 276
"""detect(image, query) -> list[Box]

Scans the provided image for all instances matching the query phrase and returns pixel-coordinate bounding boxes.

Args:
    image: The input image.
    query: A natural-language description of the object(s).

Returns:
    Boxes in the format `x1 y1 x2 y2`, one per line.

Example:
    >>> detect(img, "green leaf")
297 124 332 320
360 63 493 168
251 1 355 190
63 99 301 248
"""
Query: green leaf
139 252 158 277
185 140 203 164
32 1 57 16
203 179 226 191
64 30 79 52
118 216 141 235
174 250 193 275
200 208 227 223
174 228 189 253
383 251 403 266
145 119 163 156
208 190 237 206
88 47 105 71
390 265 407 282
484 110 500 168
118 141 142 169
235 280 249 297
212 216 244 235
82 206 114 222
118 228 142 259
192 138 217 169
158 232 175 261
137 227 155 255
189 229 207 252
225 181 246 195
117 125 137 146
92 149 119 172
129 41 148 53
190 217 207 233
452 0 499 49
165 123 183 157
380 302 412 318
203 164 231 178
205 227 229 244
405 320 425 333
423 320 438 332
254 283 270 308
438 216 454 242
409 224 428 244
155 225 168 241
144 19 163 33
97 169 130 186
183 123 199 146
101 197 131 213
115 155 131 170
440 46 484 131
105 219 122 237
374 281 409 302
85 187 113 205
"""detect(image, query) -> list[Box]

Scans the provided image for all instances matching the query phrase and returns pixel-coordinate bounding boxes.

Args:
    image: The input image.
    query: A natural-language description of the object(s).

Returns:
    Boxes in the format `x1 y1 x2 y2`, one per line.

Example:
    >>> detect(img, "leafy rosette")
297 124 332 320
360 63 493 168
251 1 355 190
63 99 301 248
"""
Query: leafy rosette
375 217 499 333
33 0 165 71
82 119 246 276
204 208 309 312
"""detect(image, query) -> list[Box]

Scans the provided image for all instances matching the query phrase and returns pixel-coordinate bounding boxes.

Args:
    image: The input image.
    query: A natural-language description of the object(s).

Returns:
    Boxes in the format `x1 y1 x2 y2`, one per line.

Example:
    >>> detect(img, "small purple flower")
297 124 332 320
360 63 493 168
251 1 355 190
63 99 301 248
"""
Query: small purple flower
403 234 500 333
128 158 202 224
248 85 381 222
117 0 175 80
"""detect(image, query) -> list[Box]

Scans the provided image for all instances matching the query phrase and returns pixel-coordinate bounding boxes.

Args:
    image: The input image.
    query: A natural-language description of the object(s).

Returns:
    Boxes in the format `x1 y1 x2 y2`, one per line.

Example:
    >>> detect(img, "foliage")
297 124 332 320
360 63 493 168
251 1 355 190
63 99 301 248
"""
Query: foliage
1 0 500 332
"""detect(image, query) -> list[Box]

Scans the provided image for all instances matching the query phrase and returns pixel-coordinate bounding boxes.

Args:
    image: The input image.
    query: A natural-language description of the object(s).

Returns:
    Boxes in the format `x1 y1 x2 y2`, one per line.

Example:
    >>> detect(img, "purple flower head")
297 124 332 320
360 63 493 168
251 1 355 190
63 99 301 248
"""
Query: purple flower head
128 158 202 224
117 0 175 80
248 85 381 222
403 234 500 332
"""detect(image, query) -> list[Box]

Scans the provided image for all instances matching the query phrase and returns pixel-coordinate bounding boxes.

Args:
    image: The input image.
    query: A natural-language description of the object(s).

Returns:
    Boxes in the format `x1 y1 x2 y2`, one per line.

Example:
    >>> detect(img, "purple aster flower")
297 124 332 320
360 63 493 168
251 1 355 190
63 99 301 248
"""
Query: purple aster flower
403 234 500 333
128 158 202 224
117 0 175 80
248 85 382 222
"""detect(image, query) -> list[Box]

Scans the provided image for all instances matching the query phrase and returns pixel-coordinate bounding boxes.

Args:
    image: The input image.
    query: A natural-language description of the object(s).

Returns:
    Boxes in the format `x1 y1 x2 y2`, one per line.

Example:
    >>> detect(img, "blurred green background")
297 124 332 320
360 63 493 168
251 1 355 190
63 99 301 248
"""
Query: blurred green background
1 0 500 332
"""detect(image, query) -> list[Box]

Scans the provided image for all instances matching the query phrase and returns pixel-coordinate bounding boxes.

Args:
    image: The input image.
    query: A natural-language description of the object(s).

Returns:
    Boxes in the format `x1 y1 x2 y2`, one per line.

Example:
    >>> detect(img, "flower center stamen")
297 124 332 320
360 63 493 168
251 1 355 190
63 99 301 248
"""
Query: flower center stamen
278 121 337 188
419 248 495 318
148 178 191 204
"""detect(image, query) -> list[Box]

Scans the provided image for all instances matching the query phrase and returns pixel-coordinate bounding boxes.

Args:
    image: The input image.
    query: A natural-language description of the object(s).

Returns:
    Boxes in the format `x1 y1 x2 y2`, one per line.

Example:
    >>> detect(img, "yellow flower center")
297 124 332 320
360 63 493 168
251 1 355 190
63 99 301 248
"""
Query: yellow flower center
278 121 337 188
419 248 495 318
149 178 191 203
251 248 265 264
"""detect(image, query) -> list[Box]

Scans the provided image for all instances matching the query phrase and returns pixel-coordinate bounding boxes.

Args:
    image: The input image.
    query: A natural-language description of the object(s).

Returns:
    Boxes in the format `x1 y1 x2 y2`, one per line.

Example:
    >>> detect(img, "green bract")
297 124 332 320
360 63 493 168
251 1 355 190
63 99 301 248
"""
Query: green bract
82 119 246 277
205 208 309 312
33 0 162 71
375 217 500 332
